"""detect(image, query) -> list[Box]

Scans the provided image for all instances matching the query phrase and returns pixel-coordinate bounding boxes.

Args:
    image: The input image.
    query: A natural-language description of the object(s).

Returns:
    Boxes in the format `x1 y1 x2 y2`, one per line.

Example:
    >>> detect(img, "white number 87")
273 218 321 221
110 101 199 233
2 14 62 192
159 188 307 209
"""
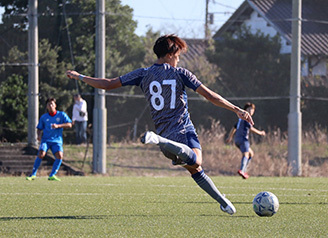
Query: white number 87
149 79 176 111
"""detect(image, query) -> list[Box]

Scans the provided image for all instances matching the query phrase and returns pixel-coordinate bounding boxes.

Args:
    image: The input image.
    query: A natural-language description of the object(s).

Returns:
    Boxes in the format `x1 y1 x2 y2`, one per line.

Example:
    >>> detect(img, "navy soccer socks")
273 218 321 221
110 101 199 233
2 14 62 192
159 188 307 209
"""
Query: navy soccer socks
192 170 228 207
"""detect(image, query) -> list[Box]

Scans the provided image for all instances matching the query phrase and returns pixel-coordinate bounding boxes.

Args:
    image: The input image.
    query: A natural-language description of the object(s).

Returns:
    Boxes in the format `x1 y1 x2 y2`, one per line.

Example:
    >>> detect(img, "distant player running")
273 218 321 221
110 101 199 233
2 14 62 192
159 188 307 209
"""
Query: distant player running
226 102 265 179
66 34 254 215
26 98 72 181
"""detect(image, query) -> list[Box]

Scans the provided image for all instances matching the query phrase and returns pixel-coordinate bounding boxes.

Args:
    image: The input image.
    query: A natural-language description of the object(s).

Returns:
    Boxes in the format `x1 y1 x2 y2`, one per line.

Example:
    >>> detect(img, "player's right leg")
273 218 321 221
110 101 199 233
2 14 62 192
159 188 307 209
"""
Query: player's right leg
237 140 250 179
245 147 254 168
140 131 198 166
26 145 47 181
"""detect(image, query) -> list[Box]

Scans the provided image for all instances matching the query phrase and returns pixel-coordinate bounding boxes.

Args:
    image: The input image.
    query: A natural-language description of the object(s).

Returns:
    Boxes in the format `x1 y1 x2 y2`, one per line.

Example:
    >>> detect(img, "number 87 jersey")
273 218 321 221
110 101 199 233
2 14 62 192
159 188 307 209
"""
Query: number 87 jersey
119 63 202 137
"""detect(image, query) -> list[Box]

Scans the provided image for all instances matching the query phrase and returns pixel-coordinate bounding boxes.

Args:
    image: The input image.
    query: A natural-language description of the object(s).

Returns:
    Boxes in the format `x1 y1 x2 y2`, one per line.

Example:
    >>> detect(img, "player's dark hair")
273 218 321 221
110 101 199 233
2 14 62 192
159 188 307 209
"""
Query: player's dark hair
244 102 255 110
153 34 187 58
46 97 56 105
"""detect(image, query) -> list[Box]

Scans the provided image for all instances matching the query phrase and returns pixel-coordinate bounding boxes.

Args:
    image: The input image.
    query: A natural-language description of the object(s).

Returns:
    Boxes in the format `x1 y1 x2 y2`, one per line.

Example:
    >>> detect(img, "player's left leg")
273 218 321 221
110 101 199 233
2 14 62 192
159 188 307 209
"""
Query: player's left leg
48 143 63 181
183 132 235 215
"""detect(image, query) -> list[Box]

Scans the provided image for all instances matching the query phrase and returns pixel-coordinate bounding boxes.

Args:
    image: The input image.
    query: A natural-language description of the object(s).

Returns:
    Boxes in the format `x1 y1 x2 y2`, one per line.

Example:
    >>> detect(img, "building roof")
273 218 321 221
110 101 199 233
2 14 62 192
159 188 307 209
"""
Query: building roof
179 39 208 67
213 0 328 56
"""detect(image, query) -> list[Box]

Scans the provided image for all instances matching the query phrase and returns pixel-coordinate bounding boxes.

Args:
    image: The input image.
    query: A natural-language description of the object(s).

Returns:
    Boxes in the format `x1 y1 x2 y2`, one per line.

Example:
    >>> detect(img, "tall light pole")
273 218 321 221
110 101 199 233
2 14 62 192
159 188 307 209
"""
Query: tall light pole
288 0 302 176
28 0 39 146
93 0 107 174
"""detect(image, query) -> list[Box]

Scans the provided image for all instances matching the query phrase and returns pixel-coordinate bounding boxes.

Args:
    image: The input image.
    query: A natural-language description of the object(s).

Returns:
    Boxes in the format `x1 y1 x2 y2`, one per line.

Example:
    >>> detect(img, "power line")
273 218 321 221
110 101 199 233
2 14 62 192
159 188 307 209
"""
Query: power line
212 1 238 10
103 92 328 102
14 91 325 102
133 15 208 22
302 96 328 101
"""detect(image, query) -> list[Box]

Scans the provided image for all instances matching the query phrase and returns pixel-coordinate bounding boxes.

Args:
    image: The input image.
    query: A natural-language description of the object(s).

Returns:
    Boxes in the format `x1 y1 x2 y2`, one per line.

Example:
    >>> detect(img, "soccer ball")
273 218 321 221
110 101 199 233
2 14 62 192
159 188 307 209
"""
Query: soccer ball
253 191 279 217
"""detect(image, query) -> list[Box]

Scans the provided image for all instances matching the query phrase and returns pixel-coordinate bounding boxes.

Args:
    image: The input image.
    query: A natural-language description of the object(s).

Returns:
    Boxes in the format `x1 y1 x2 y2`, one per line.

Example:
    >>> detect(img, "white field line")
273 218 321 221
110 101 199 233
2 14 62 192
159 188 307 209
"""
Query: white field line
60 182 328 191
0 192 327 197
0 183 327 197
68 183 328 193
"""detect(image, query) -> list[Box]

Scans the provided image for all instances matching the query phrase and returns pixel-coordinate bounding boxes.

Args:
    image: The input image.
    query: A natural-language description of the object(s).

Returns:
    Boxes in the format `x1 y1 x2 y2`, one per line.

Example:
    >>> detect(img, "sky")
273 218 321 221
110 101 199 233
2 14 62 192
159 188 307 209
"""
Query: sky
120 0 245 39
0 0 245 38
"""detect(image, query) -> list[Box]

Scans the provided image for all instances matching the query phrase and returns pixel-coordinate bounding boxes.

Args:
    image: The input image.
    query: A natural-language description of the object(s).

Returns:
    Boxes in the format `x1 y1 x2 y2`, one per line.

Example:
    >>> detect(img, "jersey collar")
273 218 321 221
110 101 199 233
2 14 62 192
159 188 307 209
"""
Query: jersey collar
49 110 57 117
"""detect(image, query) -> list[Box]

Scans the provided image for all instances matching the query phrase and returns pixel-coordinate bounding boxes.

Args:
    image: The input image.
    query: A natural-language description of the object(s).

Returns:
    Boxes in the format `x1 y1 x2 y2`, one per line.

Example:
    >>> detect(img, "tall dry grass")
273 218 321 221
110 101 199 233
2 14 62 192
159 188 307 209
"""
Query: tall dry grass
77 121 328 177
197 121 328 177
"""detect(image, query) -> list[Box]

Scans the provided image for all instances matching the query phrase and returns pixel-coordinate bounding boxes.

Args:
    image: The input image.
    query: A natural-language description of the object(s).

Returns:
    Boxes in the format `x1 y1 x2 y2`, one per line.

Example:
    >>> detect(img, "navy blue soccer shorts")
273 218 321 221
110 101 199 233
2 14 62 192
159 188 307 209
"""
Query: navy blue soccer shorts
235 139 250 153
160 130 201 161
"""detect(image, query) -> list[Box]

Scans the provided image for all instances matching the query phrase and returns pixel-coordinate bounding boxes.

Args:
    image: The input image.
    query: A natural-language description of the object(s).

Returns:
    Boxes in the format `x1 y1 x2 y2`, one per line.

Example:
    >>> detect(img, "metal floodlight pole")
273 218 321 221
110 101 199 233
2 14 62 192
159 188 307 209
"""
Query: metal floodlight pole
93 0 107 174
27 0 39 146
288 0 302 176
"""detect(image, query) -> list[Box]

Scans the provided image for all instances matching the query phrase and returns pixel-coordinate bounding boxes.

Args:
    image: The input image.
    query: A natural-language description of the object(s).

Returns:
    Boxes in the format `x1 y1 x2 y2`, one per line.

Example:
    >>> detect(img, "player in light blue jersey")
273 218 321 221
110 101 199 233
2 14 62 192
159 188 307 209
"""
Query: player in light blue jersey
226 102 266 179
66 34 254 215
26 98 72 181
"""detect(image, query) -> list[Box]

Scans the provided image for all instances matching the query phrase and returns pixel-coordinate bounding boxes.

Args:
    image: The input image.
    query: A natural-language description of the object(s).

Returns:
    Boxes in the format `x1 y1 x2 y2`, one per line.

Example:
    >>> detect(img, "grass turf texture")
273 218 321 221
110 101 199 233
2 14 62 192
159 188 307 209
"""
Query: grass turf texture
0 176 327 237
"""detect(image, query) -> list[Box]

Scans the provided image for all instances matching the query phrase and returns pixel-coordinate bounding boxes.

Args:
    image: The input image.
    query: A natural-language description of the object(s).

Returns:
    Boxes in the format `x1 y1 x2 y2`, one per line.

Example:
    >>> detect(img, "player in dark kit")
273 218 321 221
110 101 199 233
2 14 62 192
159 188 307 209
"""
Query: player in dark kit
66 34 254 215
226 102 265 179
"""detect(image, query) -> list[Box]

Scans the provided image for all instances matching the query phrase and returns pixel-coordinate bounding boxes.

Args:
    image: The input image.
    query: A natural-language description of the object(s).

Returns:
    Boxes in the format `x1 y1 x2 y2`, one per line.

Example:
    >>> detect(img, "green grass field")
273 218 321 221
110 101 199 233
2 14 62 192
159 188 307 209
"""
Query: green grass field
0 176 327 238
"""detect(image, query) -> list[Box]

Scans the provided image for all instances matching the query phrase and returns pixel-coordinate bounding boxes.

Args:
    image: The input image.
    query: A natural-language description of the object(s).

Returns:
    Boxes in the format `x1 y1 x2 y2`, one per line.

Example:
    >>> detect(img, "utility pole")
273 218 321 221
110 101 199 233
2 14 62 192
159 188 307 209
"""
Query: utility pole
288 0 302 176
205 0 210 39
27 0 39 146
93 0 107 174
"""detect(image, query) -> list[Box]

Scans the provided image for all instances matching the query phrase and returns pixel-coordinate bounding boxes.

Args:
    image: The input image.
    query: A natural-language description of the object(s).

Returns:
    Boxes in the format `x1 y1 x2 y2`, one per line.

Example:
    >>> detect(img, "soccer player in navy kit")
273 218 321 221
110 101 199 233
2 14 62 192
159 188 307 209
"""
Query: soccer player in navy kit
66 34 254 215
226 102 266 179
26 98 72 181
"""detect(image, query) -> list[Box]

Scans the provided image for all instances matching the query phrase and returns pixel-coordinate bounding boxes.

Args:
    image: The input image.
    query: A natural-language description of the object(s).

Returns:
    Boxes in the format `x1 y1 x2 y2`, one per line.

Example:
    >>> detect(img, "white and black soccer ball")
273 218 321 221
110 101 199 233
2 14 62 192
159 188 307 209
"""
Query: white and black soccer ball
253 191 279 217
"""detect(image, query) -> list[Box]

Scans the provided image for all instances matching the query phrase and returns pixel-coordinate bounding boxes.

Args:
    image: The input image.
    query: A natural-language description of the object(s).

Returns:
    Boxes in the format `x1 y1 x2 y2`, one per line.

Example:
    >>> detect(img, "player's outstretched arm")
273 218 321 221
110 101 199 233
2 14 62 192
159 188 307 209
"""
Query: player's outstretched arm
250 127 266 136
52 123 72 129
196 84 254 126
66 70 122 90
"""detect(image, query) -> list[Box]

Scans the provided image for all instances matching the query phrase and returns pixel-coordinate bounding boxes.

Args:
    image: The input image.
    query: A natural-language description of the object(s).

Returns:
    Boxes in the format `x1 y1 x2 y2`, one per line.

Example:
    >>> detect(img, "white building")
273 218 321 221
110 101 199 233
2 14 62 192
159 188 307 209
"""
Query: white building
213 0 328 78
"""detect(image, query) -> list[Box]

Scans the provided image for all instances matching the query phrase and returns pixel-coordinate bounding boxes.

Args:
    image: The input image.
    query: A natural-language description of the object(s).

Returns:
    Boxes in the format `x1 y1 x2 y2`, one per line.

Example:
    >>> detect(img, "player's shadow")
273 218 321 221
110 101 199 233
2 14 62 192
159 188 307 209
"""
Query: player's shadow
0 214 152 221
0 215 107 221
0 213 249 220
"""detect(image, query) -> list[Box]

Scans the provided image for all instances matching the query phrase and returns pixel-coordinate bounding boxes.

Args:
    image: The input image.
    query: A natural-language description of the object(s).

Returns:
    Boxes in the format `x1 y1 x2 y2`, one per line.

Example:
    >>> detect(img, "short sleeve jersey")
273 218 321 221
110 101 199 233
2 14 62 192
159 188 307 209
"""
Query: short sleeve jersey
234 118 251 142
120 63 202 137
37 111 72 144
